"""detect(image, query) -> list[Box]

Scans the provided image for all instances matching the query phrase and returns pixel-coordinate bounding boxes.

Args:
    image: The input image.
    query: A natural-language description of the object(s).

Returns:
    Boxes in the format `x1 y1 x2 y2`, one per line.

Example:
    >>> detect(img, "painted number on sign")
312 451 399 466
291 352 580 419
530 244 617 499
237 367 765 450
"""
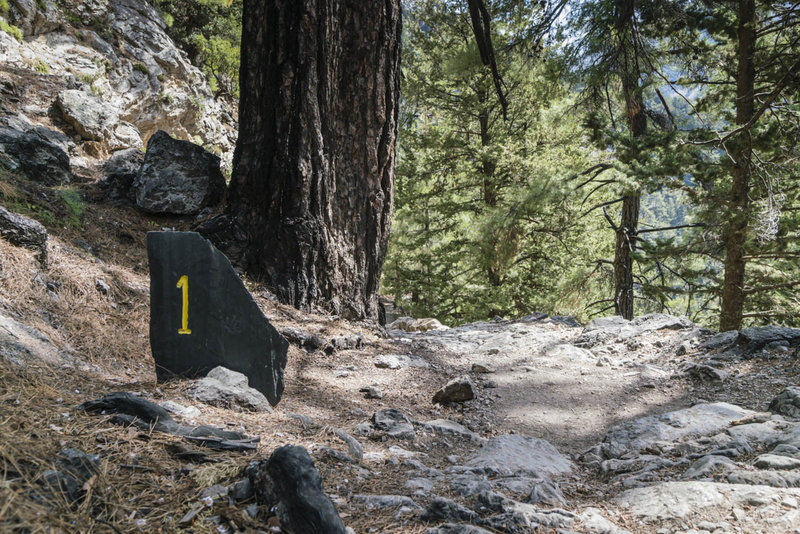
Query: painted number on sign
176 275 192 335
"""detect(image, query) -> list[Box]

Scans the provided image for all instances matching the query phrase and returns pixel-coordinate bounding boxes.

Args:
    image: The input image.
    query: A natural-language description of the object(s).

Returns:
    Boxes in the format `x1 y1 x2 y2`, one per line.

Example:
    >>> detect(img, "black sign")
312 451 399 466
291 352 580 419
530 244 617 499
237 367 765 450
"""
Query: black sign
147 231 288 406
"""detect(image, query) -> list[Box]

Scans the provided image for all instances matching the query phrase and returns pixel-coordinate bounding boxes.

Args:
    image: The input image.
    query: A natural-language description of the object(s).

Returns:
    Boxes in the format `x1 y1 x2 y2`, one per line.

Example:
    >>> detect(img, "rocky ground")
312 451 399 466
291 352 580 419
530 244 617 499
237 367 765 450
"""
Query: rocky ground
2 219 800 534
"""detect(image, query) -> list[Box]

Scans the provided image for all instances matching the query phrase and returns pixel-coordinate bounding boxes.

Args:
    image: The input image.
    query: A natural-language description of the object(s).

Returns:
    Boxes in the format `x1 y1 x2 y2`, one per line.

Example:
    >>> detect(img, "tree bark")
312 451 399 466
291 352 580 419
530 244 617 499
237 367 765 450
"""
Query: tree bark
719 0 756 332
613 0 645 320
226 0 401 320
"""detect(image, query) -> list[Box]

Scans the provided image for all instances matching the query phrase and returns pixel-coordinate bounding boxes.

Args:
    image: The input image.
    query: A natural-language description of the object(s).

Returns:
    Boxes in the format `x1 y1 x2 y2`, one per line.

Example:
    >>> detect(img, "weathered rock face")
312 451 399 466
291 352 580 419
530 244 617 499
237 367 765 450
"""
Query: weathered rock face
56 89 142 149
0 206 47 264
133 130 225 215
1 0 236 164
100 148 143 202
147 231 288 406
0 126 72 185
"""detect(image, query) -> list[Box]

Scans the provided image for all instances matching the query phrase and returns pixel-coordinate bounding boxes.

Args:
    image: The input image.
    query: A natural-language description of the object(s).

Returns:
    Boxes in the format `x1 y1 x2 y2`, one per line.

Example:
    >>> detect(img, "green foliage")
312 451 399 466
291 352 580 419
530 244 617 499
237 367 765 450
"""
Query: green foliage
383 0 611 324
0 18 22 42
33 59 49 74
57 188 86 228
133 63 149 74
153 0 241 100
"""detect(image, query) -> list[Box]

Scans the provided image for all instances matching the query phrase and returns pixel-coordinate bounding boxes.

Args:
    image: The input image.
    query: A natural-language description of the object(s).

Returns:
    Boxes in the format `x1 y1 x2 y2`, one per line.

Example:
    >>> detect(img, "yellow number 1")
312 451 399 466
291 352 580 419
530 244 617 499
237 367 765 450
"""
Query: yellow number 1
176 275 191 335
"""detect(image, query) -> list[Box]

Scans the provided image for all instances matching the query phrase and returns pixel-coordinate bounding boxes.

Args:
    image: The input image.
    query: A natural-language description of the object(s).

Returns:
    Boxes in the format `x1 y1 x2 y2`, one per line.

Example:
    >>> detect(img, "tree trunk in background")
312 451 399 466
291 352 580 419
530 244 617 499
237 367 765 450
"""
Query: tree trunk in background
613 0 645 320
227 0 401 320
614 194 641 319
719 0 756 332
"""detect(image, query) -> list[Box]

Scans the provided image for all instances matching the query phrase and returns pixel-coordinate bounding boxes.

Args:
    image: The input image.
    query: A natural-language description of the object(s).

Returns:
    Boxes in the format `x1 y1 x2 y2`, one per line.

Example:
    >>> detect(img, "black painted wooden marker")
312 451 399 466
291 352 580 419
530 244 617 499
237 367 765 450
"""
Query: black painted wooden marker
147 231 288 406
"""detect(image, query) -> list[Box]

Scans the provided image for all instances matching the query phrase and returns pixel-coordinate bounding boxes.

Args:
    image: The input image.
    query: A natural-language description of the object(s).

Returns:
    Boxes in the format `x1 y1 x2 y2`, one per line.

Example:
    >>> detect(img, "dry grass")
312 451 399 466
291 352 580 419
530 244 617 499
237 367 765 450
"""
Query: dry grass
0 237 152 375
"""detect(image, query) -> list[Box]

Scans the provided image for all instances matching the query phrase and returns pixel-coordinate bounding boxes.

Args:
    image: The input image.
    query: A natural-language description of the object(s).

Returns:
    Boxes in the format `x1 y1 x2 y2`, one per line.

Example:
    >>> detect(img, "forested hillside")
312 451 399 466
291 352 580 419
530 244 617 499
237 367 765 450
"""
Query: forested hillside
384 0 800 331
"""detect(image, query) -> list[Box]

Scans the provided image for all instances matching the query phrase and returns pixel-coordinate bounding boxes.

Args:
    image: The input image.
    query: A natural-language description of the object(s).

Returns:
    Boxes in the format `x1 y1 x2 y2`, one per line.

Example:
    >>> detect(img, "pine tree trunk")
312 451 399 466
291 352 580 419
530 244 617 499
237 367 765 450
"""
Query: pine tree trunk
226 0 401 320
614 194 640 319
720 0 756 332
613 0 645 320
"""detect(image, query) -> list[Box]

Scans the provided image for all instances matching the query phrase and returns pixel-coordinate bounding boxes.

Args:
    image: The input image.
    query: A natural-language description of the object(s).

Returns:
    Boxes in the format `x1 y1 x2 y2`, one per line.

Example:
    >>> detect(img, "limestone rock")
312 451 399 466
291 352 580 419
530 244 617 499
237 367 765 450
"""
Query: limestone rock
56 89 124 144
617 481 800 521
0 309 65 366
350 494 420 510
770 387 800 419
601 403 755 459
425 419 483 442
147 232 288 406
544 343 594 361
754 454 800 470
388 316 449 332
190 366 273 413
0 206 47 265
579 507 631 534
433 376 478 404
134 131 225 215
372 409 415 440
575 313 693 347
375 353 431 369
464 434 573 478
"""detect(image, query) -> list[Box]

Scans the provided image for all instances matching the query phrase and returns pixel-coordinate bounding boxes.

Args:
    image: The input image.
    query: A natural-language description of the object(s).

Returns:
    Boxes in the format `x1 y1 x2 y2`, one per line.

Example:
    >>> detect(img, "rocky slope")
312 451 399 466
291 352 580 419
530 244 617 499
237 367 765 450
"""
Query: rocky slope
1 0 236 171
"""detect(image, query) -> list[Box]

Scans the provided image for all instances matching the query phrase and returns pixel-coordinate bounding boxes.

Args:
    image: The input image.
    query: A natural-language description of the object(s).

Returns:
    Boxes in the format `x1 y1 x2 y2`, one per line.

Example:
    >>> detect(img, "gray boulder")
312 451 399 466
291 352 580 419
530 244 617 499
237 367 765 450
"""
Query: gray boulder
0 206 47 265
133 130 225 214
770 387 800 419
100 148 144 202
189 366 274 413
433 376 478 404
0 126 71 185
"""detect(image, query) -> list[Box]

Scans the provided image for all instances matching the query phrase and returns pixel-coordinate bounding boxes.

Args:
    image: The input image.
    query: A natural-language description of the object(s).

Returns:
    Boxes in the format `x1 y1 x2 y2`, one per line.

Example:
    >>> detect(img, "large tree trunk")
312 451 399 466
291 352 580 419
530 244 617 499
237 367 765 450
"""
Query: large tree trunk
226 0 401 320
719 0 756 332
613 0 645 320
